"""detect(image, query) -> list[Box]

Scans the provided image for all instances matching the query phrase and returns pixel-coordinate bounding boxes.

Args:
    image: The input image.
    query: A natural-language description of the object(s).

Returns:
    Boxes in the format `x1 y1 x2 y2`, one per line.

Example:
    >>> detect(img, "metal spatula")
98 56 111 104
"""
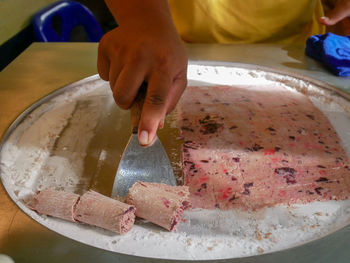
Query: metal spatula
111 83 176 197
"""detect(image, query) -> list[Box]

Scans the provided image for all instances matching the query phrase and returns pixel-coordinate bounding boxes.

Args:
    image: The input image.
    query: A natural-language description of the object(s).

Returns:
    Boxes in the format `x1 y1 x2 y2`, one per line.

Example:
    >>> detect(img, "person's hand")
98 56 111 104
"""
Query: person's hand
98 1 187 147
319 0 350 26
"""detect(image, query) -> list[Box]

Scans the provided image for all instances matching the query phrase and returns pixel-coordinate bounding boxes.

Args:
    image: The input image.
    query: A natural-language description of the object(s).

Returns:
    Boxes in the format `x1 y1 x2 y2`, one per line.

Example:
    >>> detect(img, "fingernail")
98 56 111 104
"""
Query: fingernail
321 16 328 20
139 130 149 146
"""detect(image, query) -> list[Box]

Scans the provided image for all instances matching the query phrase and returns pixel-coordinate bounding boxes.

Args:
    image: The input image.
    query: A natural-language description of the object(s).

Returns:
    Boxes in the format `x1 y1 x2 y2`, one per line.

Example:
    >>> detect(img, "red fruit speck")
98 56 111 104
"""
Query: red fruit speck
199 176 209 183
218 187 233 200
279 190 287 197
271 157 280 163
221 164 228 174
264 149 275 155
161 198 170 208
319 170 327 176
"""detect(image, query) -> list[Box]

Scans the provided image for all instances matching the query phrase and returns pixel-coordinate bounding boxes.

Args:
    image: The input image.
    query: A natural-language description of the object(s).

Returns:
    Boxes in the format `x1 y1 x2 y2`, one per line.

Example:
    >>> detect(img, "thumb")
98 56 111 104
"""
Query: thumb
137 73 171 147
320 1 350 26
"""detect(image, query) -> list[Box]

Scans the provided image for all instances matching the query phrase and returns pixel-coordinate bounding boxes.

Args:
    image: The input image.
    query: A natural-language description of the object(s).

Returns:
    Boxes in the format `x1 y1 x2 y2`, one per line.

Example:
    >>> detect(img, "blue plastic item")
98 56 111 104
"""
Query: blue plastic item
33 0 103 42
305 33 350 77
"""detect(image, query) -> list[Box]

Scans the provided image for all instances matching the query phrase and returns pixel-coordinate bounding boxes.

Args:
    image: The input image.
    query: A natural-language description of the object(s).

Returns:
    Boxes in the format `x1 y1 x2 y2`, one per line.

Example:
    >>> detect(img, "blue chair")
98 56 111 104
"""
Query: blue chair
33 0 103 42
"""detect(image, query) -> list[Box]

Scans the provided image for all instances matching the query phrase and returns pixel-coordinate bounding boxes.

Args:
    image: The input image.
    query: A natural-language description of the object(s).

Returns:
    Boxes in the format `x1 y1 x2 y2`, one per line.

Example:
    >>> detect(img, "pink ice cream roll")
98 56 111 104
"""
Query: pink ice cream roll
26 188 80 222
126 182 191 231
74 190 135 234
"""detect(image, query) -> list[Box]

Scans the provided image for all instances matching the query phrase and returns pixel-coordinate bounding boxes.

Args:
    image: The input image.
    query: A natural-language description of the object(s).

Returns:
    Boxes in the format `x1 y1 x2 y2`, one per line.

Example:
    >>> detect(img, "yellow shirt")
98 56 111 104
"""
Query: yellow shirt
168 0 326 44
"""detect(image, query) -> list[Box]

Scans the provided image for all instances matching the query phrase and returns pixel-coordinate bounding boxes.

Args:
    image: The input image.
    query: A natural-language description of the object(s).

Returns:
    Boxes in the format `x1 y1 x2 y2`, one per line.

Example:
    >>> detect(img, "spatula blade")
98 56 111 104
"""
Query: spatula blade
111 134 176 197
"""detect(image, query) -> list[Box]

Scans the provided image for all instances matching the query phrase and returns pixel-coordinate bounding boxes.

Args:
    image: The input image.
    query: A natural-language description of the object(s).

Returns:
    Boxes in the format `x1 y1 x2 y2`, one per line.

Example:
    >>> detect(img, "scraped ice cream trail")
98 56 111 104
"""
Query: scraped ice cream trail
176 85 350 210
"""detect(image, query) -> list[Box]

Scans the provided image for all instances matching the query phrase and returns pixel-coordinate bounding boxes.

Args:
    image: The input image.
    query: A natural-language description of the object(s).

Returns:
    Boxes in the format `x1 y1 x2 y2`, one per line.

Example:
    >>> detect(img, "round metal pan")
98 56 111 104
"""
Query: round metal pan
1 61 350 262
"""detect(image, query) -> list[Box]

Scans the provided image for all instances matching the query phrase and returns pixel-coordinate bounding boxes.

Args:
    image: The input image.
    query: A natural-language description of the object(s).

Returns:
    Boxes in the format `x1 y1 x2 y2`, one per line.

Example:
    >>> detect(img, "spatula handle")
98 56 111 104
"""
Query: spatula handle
130 82 147 134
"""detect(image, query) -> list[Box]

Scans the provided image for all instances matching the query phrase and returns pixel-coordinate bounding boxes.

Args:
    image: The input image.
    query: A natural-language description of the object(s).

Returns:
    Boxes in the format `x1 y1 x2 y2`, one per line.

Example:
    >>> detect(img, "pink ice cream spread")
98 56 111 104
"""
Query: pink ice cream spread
177 85 350 210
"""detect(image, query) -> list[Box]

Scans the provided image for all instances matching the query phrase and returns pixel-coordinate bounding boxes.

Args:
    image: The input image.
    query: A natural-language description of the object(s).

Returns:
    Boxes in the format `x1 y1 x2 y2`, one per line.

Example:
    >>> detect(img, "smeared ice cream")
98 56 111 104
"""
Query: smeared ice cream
177 84 350 210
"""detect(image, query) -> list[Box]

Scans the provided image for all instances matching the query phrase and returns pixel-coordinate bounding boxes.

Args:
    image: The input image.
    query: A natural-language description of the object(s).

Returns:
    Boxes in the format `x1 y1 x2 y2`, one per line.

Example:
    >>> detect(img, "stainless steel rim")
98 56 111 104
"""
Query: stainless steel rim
1 62 349 261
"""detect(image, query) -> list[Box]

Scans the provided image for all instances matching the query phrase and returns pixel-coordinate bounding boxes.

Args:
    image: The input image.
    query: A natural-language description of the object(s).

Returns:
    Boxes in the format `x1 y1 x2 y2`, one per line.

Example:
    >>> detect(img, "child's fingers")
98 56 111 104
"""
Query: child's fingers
108 60 124 94
320 0 350 26
112 63 147 110
137 71 172 146
97 36 110 81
